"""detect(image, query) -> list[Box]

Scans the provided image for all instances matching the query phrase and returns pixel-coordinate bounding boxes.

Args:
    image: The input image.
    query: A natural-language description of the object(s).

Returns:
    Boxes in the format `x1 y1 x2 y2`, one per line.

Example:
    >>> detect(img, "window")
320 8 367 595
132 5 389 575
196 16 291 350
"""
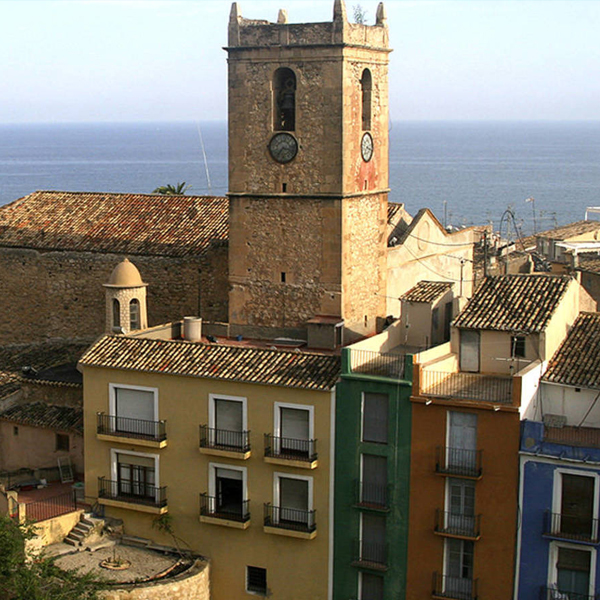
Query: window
360 454 387 507
446 478 476 536
362 392 388 444
112 298 121 330
130 299 140 331
360 69 372 131
443 301 453 342
109 384 158 438
274 473 314 531
273 67 296 131
209 394 247 450
511 335 526 358
246 566 267 595
554 471 598 540
444 539 474 597
447 412 478 474
360 513 386 566
55 433 70 452
555 546 593 598
460 330 480 372
208 463 247 520
359 572 384 600
274 402 314 458
113 451 157 501
13 426 18 436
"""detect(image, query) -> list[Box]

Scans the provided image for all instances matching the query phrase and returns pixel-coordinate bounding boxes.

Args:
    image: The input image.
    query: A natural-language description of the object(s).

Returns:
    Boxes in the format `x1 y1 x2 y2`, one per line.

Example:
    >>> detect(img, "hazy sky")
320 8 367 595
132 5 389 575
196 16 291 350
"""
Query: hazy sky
1 0 599 123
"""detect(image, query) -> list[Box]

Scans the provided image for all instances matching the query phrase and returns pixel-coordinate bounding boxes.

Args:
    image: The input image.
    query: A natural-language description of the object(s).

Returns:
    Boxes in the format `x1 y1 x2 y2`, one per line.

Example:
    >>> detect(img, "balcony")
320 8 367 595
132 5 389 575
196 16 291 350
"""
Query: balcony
420 370 513 404
264 434 318 469
198 425 251 459
351 539 388 571
97 477 167 514
435 510 481 540
540 586 597 600
263 503 316 539
96 413 167 448
347 349 408 380
355 480 390 511
436 446 483 479
543 511 599 544
199 493 250 529
432 573 478 600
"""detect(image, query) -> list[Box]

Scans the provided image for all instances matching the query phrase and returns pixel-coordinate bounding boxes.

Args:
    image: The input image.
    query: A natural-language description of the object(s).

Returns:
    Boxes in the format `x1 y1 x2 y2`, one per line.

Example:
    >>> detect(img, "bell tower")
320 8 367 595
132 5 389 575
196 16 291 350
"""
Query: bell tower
227 0 390 341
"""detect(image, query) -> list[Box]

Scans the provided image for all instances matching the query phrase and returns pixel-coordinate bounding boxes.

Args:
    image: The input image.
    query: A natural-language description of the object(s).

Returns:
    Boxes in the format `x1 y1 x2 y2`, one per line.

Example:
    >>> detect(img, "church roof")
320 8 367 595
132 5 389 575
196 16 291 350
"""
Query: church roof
79 335 341 392
453 274 571 333
0 191 228 257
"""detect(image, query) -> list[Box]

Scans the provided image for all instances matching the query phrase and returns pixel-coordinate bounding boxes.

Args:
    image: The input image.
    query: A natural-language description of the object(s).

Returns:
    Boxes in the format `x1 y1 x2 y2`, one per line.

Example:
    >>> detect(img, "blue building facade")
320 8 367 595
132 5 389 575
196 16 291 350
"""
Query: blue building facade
517 419 600 600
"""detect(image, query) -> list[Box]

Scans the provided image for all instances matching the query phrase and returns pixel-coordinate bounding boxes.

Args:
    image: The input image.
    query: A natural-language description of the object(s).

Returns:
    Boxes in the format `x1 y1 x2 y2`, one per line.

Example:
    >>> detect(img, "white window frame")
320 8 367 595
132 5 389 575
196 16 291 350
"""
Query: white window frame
209 393 248 431
273 471 313 512
273 401 314 439
208 462 248 501
109 383 158 421
552 468 600 540
110 448 160 485
547 541 596 598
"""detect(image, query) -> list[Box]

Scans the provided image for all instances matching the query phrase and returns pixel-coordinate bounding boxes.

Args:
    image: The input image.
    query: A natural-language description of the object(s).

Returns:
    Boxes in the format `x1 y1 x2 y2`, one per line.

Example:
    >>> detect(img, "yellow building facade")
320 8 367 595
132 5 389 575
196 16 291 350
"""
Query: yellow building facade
80 333 339 599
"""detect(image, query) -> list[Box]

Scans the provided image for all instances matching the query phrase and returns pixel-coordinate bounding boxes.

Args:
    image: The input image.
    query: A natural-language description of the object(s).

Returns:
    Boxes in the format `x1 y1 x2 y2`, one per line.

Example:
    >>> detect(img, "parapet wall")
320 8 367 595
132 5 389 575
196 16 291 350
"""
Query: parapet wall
101 559 210 600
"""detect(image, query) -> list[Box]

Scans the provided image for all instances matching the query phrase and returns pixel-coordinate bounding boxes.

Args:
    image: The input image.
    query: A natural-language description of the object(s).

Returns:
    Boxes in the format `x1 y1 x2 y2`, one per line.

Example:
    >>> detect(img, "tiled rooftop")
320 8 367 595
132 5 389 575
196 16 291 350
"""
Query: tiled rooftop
535 220 600 240
402 281 453 304
576 252 600 274
543 312 600 389
79 335 341 391
0 402 83 433
453 274 571 333
0 191 228 257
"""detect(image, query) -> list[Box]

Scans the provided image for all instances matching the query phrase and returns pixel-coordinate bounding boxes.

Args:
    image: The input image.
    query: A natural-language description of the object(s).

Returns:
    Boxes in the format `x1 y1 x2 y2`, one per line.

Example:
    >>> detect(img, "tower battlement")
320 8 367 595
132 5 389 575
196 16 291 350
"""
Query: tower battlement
228 0 389 50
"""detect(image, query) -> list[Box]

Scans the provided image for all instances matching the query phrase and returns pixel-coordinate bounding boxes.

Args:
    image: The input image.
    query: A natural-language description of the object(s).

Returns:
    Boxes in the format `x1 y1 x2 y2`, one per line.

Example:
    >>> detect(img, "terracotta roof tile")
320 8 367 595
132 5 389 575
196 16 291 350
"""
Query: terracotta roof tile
0 402 83 433
79 335 341 391
0 191 228 257
576 253 600 274
543 312 600 389
453 274 571 333
535 221 600 240
402 281 453 304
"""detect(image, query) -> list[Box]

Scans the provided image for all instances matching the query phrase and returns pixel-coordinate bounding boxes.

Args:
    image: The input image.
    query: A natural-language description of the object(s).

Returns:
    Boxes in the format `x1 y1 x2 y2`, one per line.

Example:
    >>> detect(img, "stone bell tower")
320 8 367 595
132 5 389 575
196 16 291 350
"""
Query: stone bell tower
227 0 390 341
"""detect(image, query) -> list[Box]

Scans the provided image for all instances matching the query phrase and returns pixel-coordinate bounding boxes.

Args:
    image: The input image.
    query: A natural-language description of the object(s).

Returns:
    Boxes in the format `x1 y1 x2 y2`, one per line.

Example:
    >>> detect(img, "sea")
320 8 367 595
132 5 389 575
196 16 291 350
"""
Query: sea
1 120 600 235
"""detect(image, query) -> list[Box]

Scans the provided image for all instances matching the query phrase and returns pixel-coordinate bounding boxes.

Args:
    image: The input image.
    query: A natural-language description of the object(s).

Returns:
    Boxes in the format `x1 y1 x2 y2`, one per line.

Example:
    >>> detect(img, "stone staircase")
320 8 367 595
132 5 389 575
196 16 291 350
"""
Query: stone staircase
64 513 104 548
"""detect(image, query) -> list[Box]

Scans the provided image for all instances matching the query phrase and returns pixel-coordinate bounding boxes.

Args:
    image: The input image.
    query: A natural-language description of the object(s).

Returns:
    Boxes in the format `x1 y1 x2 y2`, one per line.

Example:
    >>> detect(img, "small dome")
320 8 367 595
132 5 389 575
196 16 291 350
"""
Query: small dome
104 258 147 288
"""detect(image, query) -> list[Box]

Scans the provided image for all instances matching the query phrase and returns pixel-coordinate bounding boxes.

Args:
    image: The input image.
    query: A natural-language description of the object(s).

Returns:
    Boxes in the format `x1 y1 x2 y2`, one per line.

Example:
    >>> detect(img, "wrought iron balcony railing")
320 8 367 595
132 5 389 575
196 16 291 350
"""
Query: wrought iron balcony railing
98 477 167 508
421 370 512 404
199 493 250 522
352 538 388 570
199 425 250 453
264 503 316 533
540 585 598 600
543 510 599 543
435 510 481 539
97 413 166 442
432 573 478 600
264 434 317 462
355 480 390 510
436 446 483 478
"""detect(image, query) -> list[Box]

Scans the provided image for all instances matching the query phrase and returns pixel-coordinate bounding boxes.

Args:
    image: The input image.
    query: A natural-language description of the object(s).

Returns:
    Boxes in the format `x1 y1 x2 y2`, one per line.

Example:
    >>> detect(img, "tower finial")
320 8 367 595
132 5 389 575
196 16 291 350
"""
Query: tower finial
229 2 240 22
376 2 387 26
333 0 347 23
277 9 288 24
228 3 241 46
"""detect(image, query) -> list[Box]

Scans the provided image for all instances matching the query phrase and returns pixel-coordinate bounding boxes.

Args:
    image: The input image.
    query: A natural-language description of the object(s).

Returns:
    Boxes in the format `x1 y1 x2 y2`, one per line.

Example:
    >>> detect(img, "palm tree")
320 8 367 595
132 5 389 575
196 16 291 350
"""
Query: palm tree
152 182 190 195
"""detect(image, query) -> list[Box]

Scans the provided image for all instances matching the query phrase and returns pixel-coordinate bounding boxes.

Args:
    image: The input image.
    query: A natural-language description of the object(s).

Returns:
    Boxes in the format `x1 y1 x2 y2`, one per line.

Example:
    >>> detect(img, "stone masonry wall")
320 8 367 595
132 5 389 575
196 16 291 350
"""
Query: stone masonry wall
0 246 228 345
101 560 209 600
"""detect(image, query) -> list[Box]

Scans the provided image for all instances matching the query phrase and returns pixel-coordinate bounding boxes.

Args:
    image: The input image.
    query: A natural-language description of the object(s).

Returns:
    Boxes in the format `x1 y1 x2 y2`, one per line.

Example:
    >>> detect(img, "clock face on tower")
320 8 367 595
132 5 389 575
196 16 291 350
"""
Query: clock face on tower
361 132 374 162
269 133 298 164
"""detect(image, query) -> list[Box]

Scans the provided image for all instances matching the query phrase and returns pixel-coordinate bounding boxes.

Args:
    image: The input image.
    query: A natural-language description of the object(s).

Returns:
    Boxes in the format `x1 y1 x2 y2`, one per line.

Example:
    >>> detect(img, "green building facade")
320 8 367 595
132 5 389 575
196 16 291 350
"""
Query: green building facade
333 347 413 600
